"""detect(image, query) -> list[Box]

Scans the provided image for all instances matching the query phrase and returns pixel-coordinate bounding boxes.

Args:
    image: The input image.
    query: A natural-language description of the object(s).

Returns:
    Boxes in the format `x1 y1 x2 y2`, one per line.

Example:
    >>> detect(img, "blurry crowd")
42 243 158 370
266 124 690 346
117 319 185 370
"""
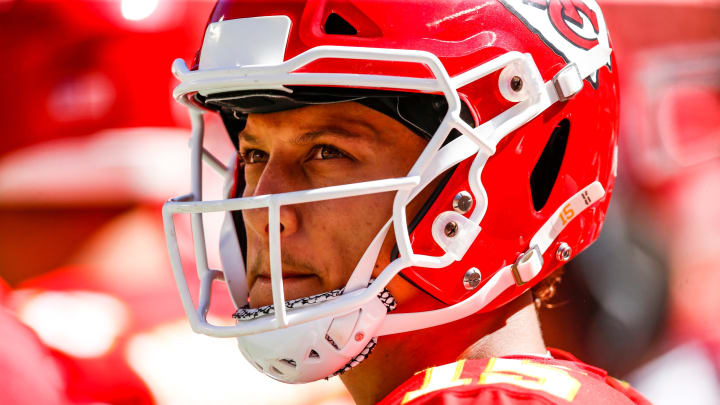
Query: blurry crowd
0 1 718 404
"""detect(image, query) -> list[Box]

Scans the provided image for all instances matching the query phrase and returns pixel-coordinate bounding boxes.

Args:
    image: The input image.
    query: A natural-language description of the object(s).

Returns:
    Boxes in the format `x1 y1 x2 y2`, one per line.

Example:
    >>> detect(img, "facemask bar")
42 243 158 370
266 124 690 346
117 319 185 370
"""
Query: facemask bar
391 51 549 271
163 168 421 336
164 43 611 338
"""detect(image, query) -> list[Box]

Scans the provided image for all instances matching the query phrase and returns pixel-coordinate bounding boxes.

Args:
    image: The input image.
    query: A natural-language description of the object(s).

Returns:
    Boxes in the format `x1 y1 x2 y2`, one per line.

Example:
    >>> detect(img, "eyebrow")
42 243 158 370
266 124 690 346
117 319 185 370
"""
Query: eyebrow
291 125 365 144
238 119 378 146
238 131 261 145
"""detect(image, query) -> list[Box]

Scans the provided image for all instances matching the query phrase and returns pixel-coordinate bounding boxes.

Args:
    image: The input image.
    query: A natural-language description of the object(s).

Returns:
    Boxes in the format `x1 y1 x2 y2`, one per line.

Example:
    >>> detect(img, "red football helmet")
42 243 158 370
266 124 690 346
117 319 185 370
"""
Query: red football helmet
163 0 618 383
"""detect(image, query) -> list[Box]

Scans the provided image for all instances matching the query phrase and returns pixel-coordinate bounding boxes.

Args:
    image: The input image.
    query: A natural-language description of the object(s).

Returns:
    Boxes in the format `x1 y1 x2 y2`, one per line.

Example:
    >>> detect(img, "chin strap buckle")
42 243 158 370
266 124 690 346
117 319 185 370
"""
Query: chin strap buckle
511 245 544 286
553 62 584 102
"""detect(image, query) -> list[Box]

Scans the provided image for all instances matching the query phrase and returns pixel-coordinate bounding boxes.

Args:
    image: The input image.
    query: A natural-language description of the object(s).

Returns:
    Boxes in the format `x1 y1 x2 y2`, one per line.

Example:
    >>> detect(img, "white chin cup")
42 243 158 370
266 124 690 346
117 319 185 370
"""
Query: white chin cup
237 297 388 383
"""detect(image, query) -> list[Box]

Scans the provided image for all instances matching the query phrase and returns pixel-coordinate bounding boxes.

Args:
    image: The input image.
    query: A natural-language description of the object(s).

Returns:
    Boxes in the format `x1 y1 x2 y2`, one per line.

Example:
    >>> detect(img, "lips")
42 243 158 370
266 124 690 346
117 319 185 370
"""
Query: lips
246 254 324 307
246 253 319 289
254 274 317 284
248 272 322 308
250 268 320 291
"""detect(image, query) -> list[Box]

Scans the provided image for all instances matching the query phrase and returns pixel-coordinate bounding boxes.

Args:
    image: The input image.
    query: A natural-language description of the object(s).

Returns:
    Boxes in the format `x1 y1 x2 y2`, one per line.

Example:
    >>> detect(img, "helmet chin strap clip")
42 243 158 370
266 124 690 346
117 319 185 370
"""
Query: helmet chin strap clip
515 180 607 287
511 245 543 286
552 44 612 102
553 63 583 102
377 181 607 337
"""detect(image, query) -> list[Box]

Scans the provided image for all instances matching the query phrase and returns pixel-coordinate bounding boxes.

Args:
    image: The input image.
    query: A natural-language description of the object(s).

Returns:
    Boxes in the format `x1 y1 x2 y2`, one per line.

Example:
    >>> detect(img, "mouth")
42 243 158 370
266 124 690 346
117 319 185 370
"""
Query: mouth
254 274 319 286
249 273 323 308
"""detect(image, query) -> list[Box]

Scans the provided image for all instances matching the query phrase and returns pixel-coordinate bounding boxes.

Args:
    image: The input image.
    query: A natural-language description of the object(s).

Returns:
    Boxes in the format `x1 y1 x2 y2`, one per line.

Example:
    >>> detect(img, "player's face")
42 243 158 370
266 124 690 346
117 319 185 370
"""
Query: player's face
240 102 427 308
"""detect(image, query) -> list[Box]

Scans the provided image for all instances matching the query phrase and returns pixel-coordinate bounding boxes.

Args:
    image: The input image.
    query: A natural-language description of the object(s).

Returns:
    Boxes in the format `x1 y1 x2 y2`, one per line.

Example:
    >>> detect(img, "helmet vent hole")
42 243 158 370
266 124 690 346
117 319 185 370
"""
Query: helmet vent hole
309 350 320 359
530 119 571 211
280 359 297 368
324 13 357 35
269 365 284 376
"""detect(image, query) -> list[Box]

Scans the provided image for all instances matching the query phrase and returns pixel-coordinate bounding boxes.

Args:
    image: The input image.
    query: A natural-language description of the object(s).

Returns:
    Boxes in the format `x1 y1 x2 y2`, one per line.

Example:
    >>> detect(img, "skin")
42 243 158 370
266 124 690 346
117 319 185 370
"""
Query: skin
240 102 429 307
239 101 545 404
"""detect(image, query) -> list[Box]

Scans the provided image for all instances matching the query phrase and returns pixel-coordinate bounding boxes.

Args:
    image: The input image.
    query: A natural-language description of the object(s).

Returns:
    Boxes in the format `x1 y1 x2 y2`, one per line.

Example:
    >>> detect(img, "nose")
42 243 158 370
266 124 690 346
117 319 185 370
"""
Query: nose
258 204 299 237
242 162 300 240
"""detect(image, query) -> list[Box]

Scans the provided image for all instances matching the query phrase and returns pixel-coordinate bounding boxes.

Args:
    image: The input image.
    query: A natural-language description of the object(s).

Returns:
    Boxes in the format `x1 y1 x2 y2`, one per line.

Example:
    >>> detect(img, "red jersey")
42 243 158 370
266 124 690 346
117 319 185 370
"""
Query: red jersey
378 349 650 405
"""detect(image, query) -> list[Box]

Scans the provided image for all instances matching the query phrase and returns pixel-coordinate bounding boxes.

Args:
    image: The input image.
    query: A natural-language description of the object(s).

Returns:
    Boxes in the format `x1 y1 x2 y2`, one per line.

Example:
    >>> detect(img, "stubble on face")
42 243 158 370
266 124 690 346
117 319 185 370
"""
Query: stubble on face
239 102 427 308
245 193 394 308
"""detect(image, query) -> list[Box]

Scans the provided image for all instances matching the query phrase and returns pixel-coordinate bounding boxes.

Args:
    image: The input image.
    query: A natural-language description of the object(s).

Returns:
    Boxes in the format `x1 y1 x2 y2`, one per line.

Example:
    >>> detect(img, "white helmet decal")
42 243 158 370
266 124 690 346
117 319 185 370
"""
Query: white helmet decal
499 0 611 87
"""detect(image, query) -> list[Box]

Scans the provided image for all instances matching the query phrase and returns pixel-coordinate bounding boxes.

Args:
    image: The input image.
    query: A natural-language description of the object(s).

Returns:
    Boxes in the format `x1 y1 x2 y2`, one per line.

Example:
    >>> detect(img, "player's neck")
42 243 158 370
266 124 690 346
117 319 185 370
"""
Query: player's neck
340 291 545 405
459 291 547 360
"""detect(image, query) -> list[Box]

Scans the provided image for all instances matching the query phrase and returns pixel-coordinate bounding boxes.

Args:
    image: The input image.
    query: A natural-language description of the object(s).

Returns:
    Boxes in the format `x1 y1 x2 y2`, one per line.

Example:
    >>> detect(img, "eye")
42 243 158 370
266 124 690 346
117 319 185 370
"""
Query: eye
311 145 346 160
241 149 268 164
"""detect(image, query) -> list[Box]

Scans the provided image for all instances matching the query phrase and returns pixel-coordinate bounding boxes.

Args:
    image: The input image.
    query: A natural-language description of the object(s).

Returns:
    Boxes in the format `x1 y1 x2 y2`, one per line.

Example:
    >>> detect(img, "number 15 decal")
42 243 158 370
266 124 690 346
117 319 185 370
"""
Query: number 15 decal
559 203 575 226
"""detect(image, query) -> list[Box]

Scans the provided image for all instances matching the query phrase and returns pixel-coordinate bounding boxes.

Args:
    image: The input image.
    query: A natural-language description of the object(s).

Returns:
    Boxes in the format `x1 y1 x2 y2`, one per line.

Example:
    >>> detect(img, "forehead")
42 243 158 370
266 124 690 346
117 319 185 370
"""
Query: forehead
240 102 398 142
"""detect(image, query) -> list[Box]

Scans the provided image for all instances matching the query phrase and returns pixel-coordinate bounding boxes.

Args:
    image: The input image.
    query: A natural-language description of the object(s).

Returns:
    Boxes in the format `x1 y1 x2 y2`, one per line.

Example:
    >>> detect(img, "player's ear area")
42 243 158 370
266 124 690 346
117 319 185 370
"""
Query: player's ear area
531 267 566 309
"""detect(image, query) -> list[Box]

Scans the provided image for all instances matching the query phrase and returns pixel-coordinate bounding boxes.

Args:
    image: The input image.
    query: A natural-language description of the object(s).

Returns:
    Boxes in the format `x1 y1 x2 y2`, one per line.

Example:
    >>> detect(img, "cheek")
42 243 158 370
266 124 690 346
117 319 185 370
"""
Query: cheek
241 179 256 197
242 224 264 269
307 193 396 287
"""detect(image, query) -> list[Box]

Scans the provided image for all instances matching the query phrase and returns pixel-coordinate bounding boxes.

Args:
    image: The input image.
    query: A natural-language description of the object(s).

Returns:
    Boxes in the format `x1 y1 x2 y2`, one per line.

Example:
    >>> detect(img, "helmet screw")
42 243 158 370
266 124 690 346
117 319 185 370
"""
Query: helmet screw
452 191 474 214
463 268 482 290
444 221 459 237
556 242 572 262
355 332 365 342
511 76 523 92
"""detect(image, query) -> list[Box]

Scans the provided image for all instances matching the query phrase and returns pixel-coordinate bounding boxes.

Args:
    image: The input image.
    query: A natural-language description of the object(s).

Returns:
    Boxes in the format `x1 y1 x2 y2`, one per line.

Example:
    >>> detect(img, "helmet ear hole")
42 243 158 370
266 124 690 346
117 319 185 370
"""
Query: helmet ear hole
530 119 571 211
324 13 357 35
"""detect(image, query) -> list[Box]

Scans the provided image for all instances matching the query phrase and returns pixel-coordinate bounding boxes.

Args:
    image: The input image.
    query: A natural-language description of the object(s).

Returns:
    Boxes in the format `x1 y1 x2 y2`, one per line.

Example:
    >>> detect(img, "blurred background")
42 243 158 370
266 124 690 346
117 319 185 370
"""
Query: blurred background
0 0 718 404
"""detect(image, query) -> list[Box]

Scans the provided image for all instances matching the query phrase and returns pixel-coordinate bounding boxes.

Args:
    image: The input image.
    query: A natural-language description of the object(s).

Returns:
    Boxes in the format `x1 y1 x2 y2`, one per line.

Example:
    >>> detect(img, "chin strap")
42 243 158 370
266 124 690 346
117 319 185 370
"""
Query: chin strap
233 280 396 321
234 288 344 320
328 289 396 378
234 280 397 378
330 338 378 378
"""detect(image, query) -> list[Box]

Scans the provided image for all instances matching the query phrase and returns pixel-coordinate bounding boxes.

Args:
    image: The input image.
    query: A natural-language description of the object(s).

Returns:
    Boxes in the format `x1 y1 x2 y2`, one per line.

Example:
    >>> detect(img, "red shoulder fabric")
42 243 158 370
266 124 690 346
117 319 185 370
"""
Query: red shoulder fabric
0 307 70 405
378 350 651 405
548 348 651 405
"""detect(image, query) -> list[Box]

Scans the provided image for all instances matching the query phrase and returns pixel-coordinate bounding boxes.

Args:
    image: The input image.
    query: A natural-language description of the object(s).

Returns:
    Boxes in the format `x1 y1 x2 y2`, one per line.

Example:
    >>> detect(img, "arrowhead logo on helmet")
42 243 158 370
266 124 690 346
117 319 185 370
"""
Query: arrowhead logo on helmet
500 0 611 88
